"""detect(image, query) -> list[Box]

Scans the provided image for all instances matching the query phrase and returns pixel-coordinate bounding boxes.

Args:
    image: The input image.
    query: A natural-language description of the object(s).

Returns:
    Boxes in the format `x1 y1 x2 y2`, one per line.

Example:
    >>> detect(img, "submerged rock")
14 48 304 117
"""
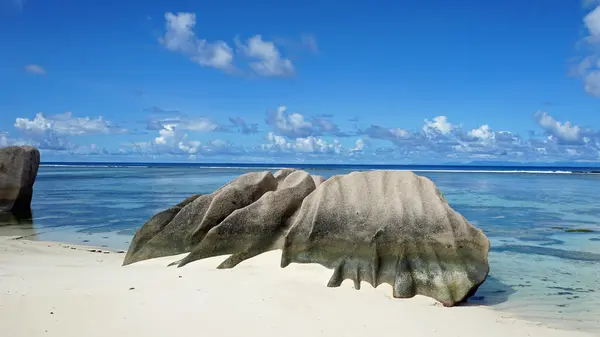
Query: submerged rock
124 169 490 306
0 146 40 218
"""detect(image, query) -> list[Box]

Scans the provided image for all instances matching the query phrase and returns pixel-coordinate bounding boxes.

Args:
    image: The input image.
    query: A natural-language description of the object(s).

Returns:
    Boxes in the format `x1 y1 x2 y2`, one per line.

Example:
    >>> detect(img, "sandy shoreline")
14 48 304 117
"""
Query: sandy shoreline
0 236 596 337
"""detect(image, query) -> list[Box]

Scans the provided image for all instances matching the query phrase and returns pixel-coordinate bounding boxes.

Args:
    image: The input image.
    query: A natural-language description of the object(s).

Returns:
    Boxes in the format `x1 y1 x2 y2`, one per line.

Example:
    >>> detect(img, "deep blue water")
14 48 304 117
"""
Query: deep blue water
40 161 600 174
1 163 599 331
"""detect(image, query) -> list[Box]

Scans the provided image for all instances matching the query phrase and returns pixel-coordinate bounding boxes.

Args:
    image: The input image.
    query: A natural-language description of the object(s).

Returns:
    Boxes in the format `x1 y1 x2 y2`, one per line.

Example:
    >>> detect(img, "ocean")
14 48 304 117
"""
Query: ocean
2 163 599 331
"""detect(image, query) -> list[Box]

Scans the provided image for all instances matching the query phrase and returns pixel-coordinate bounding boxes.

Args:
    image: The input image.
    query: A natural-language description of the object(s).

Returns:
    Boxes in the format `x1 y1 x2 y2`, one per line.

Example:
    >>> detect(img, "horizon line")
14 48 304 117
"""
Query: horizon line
38 161 600 169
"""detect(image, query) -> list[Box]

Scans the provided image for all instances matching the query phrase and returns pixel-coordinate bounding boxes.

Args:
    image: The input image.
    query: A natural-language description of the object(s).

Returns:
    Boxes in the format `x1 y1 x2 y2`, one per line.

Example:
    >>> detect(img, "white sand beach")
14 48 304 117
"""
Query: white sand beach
0 236 596 337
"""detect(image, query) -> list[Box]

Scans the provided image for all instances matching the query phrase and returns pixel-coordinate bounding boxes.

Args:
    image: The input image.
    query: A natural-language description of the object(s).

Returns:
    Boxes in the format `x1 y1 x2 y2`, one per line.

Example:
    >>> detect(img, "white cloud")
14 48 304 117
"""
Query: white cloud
159 12 308 77
16 105 600 163
452 124 524 158
141 123 241 157
296 136 342 154
161 12 234 71
267 106 313 138
534 111 581 143
264 132 290 150
574 5 600 96
469 125 494 142
264 111 600 162
585 6 600 37
584 66 600 97
236 35 294 77
186 118 219 132
15 112 123 136
360 114 596 162
423 116 454 136
147 115 220 133
24 64 45 75
266 105 351 138
351 138 366 152
391 128 411 138
262 132 342 154
152 124 201 154
13 112 126 150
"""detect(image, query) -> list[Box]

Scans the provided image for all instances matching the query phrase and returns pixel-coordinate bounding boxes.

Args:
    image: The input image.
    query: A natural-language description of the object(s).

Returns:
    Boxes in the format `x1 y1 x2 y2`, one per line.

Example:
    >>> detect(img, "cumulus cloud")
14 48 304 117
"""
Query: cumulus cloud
160 13 299 77
134 123 241 157
357 113 598 162
235 35 295 77
423 116 455 137
161 12 235 71
24 64 45 75
468 125 494 142
145 108 260 136
534 111 582 144
266 106 312 138
152 124 201 154
15 112 124 136
13 112 126 150
266 106 353 138
573 5 600 97
350 138 366 154
12 106 600 163
262 132 343 154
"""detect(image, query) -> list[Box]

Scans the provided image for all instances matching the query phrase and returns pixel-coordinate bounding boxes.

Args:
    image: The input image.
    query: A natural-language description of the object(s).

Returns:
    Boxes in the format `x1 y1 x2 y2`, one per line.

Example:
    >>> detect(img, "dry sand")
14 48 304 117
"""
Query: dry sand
0 236 596 337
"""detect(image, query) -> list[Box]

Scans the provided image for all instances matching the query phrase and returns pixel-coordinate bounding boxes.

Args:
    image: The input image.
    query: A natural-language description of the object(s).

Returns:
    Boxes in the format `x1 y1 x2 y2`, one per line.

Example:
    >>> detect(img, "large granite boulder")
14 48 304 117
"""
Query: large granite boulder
124 169 490 306
124 169 320 265
0 146 40 218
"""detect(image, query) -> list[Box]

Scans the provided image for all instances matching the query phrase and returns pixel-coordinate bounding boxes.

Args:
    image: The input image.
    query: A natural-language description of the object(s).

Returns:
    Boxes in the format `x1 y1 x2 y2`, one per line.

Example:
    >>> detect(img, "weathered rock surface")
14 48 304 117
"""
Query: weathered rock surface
124 169 490 306
0 146 40 218
124 169 319 265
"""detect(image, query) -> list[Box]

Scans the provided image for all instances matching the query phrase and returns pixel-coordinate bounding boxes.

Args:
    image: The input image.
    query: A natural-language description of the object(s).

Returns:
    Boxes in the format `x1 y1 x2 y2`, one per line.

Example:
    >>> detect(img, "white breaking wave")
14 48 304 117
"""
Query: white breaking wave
407 169 577 174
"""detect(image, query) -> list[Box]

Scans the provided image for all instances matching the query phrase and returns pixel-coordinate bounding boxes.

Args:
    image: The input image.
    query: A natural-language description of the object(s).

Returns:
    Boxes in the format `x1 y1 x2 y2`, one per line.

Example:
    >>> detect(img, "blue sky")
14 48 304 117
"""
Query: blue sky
2 0 600 163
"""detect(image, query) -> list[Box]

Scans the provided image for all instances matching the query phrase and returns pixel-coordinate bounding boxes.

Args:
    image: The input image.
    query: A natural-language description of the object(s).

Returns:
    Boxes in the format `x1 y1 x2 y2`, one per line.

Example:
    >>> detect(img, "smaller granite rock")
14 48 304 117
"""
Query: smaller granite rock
0 146 40 218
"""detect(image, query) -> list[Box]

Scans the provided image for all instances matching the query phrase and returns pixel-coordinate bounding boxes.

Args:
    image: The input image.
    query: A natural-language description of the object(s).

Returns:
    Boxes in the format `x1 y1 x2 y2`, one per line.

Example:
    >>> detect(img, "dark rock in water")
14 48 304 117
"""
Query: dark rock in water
564 229 594 233
123 169 490 307
0 146 40 218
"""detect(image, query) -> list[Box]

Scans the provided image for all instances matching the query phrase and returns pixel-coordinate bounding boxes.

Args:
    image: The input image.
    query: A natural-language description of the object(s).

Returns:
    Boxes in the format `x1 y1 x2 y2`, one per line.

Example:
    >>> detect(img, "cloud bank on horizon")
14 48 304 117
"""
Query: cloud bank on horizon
2 2 600 164
3 106 598 164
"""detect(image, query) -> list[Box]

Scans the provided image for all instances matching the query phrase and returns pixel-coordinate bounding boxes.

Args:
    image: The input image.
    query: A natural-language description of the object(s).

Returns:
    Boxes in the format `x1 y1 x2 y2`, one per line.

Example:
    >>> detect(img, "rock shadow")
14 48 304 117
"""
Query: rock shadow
460 276 516 306
0 212 36 238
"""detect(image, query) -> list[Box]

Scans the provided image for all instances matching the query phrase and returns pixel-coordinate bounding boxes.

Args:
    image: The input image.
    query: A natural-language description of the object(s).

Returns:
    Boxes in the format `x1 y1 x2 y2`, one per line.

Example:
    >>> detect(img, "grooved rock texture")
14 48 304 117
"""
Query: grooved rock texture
0 146 40 218
123 169 490 306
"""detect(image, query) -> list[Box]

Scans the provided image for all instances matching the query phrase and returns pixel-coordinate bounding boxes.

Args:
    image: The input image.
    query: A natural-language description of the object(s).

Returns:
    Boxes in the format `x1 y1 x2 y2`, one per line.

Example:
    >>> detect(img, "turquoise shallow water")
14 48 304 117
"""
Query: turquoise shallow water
1 165 599 332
